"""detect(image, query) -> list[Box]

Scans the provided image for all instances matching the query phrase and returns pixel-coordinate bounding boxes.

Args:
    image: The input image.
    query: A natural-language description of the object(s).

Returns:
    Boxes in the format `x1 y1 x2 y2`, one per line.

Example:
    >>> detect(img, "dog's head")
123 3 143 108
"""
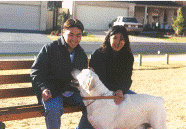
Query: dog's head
71 69 109 97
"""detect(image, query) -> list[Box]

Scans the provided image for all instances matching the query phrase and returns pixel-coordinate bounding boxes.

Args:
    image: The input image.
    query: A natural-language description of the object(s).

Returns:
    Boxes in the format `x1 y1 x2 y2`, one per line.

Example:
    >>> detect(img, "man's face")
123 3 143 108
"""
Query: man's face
62 27 82 52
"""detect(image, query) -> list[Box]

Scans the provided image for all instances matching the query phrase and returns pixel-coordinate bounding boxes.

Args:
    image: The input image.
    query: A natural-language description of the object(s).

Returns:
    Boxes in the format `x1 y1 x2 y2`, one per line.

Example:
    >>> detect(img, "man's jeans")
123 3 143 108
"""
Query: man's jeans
127 90 136 94
42 93 93 129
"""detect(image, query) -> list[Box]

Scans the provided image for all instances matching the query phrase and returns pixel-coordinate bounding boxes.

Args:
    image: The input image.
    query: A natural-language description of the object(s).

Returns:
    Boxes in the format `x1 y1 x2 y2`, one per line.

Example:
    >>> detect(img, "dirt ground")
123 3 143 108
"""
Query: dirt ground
1 60 186 129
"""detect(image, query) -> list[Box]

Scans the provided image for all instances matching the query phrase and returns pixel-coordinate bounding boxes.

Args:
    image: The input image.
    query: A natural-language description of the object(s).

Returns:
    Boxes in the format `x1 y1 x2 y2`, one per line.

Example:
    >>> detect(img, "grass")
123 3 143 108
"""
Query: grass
0 53 37 57
164 36 186 43
47 34 102 42
139 32 186 43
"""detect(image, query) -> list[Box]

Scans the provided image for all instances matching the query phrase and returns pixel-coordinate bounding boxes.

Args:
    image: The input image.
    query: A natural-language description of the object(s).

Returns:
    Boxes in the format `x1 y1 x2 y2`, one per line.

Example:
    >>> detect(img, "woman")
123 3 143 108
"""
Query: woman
30 19 93 129
89 25 135 105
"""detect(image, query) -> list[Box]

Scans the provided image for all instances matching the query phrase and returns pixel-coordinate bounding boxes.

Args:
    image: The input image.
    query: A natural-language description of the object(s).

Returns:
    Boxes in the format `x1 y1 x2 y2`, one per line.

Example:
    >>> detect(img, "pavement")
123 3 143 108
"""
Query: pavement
0 29 186 61
0 30 52 54
0 31 52 43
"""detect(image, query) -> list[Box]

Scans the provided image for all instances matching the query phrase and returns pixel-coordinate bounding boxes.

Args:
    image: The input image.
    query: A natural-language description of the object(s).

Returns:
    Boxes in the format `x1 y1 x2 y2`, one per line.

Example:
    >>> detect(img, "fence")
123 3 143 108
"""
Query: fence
137 53 176 66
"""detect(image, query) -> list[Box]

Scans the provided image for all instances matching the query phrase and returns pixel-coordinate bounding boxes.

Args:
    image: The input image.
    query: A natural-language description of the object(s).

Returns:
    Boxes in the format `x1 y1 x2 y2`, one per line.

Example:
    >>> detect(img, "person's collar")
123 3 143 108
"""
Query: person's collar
59 35 66 46
60 35 78 52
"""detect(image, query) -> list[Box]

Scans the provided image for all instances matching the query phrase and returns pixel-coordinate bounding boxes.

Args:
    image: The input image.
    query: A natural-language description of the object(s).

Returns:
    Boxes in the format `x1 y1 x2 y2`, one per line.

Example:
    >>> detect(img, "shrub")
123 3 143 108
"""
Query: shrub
83 31 88 36
172 8 185 35
55 30 59 36
51 31 54 36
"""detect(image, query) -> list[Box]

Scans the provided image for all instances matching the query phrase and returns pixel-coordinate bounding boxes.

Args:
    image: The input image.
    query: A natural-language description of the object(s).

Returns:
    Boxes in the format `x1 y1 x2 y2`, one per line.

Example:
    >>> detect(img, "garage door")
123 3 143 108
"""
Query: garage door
0 4 40 30
77 5 128 30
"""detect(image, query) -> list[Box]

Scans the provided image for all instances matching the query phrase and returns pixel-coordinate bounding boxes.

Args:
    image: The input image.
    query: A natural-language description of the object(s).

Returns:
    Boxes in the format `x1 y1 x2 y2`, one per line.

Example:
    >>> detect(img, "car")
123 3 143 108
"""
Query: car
108 18 117 28
113 16 143 35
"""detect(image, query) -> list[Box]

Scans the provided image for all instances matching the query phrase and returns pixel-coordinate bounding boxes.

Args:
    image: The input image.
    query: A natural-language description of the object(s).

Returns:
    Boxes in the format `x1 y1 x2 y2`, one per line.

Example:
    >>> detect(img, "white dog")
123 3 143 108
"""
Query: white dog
72 69 167 129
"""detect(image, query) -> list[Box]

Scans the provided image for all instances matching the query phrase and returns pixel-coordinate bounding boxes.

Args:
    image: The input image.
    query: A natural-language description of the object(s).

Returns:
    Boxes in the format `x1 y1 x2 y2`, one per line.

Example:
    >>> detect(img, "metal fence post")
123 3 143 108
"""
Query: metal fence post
165 53 169 65
138 53 142 66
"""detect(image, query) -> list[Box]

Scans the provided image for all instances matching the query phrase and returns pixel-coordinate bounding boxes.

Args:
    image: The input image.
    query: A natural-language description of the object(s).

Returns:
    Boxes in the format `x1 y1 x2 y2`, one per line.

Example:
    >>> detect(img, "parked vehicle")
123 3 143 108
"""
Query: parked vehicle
113 16 143 35
108 18 117 28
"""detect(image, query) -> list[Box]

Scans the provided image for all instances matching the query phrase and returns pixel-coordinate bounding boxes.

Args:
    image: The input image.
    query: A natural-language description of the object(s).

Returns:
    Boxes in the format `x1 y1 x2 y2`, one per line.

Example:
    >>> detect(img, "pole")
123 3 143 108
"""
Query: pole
138 53 142 66
165 53 169 65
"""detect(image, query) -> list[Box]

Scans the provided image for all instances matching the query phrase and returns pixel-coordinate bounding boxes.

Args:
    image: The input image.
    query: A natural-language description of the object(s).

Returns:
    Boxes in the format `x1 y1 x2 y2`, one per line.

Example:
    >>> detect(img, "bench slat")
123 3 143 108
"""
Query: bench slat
0 104 85 121
0 87 34 99
0 60 86 122
0 60 34 70
0 74 31 84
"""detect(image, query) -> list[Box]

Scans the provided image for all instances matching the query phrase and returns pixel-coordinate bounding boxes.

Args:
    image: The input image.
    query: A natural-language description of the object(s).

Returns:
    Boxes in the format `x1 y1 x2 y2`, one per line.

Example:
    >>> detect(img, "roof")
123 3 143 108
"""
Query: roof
129 1 181 7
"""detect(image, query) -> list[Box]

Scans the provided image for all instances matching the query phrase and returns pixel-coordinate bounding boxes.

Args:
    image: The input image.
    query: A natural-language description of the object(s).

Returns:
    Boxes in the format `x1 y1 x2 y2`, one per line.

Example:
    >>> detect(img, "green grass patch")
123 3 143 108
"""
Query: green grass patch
140 33 186 43
0 53 38 57
162 37 186 43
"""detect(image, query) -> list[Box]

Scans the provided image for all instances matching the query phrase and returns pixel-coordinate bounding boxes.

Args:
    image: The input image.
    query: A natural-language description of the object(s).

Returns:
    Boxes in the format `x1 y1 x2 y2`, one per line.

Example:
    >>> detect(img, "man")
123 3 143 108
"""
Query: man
30 19 93 129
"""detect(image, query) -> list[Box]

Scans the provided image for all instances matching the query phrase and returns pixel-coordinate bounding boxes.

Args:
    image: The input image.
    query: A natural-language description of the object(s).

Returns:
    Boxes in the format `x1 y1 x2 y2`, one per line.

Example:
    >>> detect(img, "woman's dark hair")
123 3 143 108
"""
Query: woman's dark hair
101 25 131 53
63 19 84 33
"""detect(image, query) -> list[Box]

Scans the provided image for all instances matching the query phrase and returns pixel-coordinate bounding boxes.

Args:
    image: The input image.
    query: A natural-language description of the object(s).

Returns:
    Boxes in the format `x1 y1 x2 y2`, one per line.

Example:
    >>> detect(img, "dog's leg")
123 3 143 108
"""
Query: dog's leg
149 103 167 129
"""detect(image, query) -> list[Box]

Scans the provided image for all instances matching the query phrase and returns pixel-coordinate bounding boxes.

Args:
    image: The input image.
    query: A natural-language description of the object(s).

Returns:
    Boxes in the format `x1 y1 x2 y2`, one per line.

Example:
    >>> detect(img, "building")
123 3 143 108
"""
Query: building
0 1 47 31
62 1 181 30
0 1 183 32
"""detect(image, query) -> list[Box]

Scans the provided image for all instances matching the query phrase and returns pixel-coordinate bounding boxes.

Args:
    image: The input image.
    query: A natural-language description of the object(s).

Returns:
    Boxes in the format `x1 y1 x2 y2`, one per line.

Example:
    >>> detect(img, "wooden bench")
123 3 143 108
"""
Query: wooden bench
0 60 85 122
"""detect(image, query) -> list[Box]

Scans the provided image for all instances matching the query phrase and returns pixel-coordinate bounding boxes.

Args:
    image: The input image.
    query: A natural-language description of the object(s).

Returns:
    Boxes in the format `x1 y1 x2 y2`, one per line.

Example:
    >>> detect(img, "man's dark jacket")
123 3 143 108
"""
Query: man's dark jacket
89 47 134 94
30 36 88 104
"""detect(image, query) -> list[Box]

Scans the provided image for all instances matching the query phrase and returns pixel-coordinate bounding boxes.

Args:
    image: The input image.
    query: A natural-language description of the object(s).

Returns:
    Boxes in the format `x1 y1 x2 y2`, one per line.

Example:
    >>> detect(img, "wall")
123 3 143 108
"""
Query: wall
135 7 145 24
40 1 47 31
73 1 135 18
46 10 53 30
0 1 47 31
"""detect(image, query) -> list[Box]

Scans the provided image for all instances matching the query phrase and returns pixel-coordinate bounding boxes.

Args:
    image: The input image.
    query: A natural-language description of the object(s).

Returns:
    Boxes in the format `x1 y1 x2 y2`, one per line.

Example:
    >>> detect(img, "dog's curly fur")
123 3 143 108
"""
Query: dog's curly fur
72 69 167 129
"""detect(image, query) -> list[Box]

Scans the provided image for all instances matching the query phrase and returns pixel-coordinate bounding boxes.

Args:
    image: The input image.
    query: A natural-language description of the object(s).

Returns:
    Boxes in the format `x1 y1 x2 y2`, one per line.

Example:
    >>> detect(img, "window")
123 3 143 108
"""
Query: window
122 18 138 23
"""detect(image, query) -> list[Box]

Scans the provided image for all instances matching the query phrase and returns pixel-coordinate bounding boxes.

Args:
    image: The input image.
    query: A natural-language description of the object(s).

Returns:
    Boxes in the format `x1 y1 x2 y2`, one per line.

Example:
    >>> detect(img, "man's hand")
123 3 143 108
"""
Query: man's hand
113 90 124 105
42 89 52 101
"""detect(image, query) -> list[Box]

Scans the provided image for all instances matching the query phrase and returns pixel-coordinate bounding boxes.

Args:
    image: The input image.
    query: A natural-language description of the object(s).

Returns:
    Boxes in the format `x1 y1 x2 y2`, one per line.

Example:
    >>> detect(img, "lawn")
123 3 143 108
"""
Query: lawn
139 32 186 43
164 36 186 43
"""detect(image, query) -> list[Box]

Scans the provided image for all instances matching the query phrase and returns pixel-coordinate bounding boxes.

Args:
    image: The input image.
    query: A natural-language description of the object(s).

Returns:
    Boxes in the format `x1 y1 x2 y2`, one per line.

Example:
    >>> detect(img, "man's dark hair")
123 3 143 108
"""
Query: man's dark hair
63 19 84 33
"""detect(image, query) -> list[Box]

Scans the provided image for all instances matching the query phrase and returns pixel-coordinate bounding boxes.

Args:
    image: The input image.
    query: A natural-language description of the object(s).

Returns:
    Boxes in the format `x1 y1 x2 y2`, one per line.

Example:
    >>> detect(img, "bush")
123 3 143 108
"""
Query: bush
51 31 54 36
55 30 59 36
83 31 88 36
172 8 185 35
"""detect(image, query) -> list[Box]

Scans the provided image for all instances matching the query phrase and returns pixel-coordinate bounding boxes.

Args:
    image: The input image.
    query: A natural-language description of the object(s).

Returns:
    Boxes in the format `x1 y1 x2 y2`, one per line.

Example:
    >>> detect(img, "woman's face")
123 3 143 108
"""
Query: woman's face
63 27 82 52
110 33 125 51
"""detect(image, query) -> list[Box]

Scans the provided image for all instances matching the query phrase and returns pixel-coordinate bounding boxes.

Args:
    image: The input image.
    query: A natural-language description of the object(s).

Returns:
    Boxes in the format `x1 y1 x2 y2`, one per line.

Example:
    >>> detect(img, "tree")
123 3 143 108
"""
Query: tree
172 7 185 35
57 10 70 32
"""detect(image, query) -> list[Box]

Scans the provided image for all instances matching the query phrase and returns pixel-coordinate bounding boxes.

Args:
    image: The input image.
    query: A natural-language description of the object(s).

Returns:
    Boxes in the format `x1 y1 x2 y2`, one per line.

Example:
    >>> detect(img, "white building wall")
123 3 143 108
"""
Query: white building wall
40 1 47 31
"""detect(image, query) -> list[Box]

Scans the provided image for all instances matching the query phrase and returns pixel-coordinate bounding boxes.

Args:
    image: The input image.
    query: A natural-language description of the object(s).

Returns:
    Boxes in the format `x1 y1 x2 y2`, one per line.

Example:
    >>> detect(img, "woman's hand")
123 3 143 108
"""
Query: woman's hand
113 90 124 105
42 89 52 101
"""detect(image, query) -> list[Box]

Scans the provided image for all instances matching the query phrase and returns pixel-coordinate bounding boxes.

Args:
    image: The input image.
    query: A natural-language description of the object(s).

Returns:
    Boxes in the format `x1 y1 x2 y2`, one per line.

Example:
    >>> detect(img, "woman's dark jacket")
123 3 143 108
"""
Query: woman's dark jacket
89 47 134 94
30 36 88 104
